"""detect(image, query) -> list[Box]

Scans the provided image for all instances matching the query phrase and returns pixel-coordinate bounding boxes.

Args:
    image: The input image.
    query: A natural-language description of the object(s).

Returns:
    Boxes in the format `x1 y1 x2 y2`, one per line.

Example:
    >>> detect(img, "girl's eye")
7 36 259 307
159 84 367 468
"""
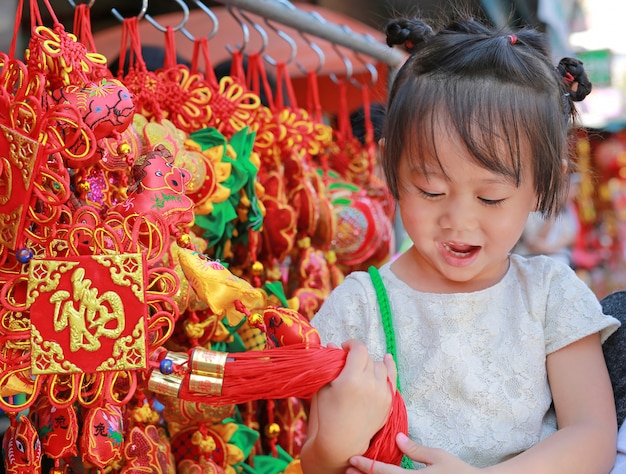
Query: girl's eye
418 189 443 199
479 197 506 206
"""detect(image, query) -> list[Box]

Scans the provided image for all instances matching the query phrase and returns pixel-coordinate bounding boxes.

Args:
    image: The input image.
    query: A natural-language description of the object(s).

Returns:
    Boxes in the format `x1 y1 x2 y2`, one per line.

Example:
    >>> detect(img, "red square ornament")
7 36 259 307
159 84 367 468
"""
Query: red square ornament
0 123 44 250
27 253 148 374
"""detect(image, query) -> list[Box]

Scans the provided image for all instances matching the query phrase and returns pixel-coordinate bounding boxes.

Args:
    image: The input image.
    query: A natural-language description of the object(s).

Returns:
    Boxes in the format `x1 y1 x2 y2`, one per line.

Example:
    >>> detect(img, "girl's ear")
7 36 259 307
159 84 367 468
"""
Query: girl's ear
561 158 568 175
378 138 386 156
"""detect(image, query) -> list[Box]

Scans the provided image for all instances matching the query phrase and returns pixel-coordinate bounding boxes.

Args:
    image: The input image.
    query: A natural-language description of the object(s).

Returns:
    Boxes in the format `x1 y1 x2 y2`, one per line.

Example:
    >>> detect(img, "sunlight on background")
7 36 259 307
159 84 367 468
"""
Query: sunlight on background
569 0 626 128
570 0 626 54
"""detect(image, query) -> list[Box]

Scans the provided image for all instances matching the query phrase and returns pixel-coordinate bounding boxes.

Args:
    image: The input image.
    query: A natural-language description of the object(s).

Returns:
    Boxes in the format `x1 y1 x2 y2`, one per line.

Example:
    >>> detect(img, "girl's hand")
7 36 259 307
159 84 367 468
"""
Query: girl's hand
301 339 396 473
347 433 482 474
319 339 396 455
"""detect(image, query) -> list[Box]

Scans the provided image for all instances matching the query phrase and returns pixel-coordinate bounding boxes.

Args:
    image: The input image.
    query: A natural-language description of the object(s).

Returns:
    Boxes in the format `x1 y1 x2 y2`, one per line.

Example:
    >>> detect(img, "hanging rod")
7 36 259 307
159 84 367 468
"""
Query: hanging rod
215 0 407 68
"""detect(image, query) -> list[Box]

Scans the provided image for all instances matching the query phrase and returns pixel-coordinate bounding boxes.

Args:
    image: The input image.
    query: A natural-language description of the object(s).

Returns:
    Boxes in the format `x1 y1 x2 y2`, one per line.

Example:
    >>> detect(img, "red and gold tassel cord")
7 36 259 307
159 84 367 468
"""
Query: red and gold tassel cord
149 343 408 466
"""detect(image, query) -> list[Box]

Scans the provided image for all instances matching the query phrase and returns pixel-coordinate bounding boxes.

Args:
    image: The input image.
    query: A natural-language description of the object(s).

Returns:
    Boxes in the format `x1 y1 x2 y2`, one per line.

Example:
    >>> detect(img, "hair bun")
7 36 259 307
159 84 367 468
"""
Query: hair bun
385 18 433 53
557 57 592 102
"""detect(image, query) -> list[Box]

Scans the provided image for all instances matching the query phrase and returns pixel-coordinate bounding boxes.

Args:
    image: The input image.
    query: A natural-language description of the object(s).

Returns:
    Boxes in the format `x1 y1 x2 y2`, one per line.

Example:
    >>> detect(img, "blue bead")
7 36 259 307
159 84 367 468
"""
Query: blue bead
15 248 34 264
160 359 174 375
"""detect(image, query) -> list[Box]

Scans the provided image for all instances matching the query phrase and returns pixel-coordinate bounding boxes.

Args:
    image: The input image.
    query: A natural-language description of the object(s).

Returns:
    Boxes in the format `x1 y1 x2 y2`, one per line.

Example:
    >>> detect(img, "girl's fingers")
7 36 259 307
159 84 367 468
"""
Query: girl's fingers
383 353 398 391
348 457 400 474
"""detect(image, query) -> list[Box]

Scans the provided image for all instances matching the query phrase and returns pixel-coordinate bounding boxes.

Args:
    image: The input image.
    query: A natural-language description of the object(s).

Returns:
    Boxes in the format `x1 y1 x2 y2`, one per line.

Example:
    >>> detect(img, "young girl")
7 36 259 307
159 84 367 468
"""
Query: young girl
301 14 620 474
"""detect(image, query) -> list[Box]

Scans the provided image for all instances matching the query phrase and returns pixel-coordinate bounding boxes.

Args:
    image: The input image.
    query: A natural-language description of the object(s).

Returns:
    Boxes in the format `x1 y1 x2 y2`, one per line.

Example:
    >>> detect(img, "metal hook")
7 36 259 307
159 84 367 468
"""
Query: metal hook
342 29 378 88
144 0 190 34
225 4 250 54
295 11 326 74
237 8 269 55
295 32 325 75
262 17 297 66
67 0 95 8
188 0 219 41
350 55 378 88
329 43 353 84
111 0 148 22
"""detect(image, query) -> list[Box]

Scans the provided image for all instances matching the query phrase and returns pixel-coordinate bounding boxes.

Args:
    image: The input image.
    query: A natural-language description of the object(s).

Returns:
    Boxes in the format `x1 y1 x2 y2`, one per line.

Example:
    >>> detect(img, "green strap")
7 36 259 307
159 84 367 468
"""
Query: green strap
368 265 414 470
368 265 401 392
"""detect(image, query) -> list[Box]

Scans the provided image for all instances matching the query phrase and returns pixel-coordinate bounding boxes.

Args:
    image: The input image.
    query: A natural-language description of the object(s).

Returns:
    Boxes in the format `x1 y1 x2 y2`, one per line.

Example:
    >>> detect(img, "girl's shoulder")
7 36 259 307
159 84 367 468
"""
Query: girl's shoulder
508 253 580 288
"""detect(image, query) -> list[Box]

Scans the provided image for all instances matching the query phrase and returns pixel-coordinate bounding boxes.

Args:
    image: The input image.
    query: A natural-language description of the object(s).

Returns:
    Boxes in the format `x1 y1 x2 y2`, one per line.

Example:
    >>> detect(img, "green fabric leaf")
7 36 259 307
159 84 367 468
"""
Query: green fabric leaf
251 446 295 474
262 281 289 307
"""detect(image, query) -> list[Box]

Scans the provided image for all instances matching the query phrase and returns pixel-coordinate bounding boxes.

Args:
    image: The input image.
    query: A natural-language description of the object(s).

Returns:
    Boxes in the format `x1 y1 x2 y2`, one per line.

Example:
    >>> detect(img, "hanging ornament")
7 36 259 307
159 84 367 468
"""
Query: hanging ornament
31 396 79 468
79 404 124 470
2 414 42 474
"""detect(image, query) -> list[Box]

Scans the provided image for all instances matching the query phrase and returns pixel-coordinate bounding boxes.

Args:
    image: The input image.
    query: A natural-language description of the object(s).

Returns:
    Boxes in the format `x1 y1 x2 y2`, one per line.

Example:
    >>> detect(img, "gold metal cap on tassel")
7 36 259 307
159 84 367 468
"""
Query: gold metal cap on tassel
188 373 224 395
190 347 228 378
148 371 184 397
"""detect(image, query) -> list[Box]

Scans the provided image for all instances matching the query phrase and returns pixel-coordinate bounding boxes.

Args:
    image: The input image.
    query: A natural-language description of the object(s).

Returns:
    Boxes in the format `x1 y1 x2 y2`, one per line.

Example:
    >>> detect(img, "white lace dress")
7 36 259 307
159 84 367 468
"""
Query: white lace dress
311 254 620 468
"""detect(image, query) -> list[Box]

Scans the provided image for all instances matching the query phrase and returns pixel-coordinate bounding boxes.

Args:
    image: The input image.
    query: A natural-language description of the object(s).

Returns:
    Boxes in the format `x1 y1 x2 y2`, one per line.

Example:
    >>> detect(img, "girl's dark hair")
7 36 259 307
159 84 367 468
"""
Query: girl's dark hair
382 16 592 216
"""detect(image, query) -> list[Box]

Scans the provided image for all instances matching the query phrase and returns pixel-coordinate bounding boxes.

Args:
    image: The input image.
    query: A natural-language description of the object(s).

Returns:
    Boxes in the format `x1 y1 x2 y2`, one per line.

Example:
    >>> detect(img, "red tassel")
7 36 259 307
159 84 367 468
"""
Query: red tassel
151 344 408 466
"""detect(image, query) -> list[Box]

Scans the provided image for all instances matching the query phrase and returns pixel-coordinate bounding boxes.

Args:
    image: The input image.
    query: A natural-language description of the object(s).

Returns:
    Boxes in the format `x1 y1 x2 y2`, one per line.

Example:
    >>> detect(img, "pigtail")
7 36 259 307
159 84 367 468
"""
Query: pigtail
557 57 592 102
555 57 592 123
385 17 434 54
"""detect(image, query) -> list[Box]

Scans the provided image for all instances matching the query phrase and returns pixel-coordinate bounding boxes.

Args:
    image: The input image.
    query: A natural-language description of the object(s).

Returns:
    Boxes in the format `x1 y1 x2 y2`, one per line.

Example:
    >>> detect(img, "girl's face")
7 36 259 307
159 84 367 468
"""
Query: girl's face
395 126 537 293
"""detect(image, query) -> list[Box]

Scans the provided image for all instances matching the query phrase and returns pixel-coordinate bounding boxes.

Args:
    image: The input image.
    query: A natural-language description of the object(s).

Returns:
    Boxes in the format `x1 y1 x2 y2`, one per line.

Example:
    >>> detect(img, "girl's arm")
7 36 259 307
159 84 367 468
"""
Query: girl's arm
347 333 617 474
511 332 617 473
300 339 397 474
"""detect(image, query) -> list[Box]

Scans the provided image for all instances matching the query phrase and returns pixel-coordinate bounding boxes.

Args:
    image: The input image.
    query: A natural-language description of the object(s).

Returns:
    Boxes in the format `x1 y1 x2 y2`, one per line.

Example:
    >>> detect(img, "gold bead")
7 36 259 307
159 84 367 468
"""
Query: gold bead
248 312 264 327
77 181 91 193
177 234 192 248
117 142 131 156
264 422 280 439
251 261 264 276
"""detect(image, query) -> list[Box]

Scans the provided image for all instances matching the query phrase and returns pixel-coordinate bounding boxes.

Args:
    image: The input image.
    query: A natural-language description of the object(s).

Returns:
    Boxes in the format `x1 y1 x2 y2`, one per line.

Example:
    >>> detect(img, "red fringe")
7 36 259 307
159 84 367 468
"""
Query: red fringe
173 344 408 466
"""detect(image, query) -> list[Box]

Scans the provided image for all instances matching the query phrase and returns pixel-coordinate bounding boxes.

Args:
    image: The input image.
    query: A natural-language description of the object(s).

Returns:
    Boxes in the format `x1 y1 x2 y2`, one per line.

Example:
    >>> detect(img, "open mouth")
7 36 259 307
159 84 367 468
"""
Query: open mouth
442 242 481 257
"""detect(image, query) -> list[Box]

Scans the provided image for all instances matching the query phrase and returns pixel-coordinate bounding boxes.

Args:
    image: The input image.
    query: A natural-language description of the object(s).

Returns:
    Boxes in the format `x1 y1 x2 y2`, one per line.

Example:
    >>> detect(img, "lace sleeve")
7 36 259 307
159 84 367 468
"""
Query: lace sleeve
544 263 620 353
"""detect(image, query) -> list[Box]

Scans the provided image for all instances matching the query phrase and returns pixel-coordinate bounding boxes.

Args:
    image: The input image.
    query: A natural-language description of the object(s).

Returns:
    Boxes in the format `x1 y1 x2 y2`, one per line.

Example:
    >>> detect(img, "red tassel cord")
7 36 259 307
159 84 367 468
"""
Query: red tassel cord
149 343 408 466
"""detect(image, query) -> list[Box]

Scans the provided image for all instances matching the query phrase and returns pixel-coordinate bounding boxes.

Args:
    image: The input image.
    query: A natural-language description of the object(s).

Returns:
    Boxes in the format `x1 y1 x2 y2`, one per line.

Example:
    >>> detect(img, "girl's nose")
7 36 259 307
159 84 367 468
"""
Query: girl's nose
439 198 478 232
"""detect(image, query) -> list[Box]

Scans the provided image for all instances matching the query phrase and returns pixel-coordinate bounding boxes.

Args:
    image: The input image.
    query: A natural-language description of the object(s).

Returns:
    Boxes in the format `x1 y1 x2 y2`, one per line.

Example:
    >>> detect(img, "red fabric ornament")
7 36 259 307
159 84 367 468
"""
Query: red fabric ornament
169 424 234 472
330 184 392 271
251 306 321 348
2 415 42 474
31 396 78 460
0 53 78 255
80 405 124 470
143 26 214 134
107 145 195 236
48 78 135 169
122 425 175 474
